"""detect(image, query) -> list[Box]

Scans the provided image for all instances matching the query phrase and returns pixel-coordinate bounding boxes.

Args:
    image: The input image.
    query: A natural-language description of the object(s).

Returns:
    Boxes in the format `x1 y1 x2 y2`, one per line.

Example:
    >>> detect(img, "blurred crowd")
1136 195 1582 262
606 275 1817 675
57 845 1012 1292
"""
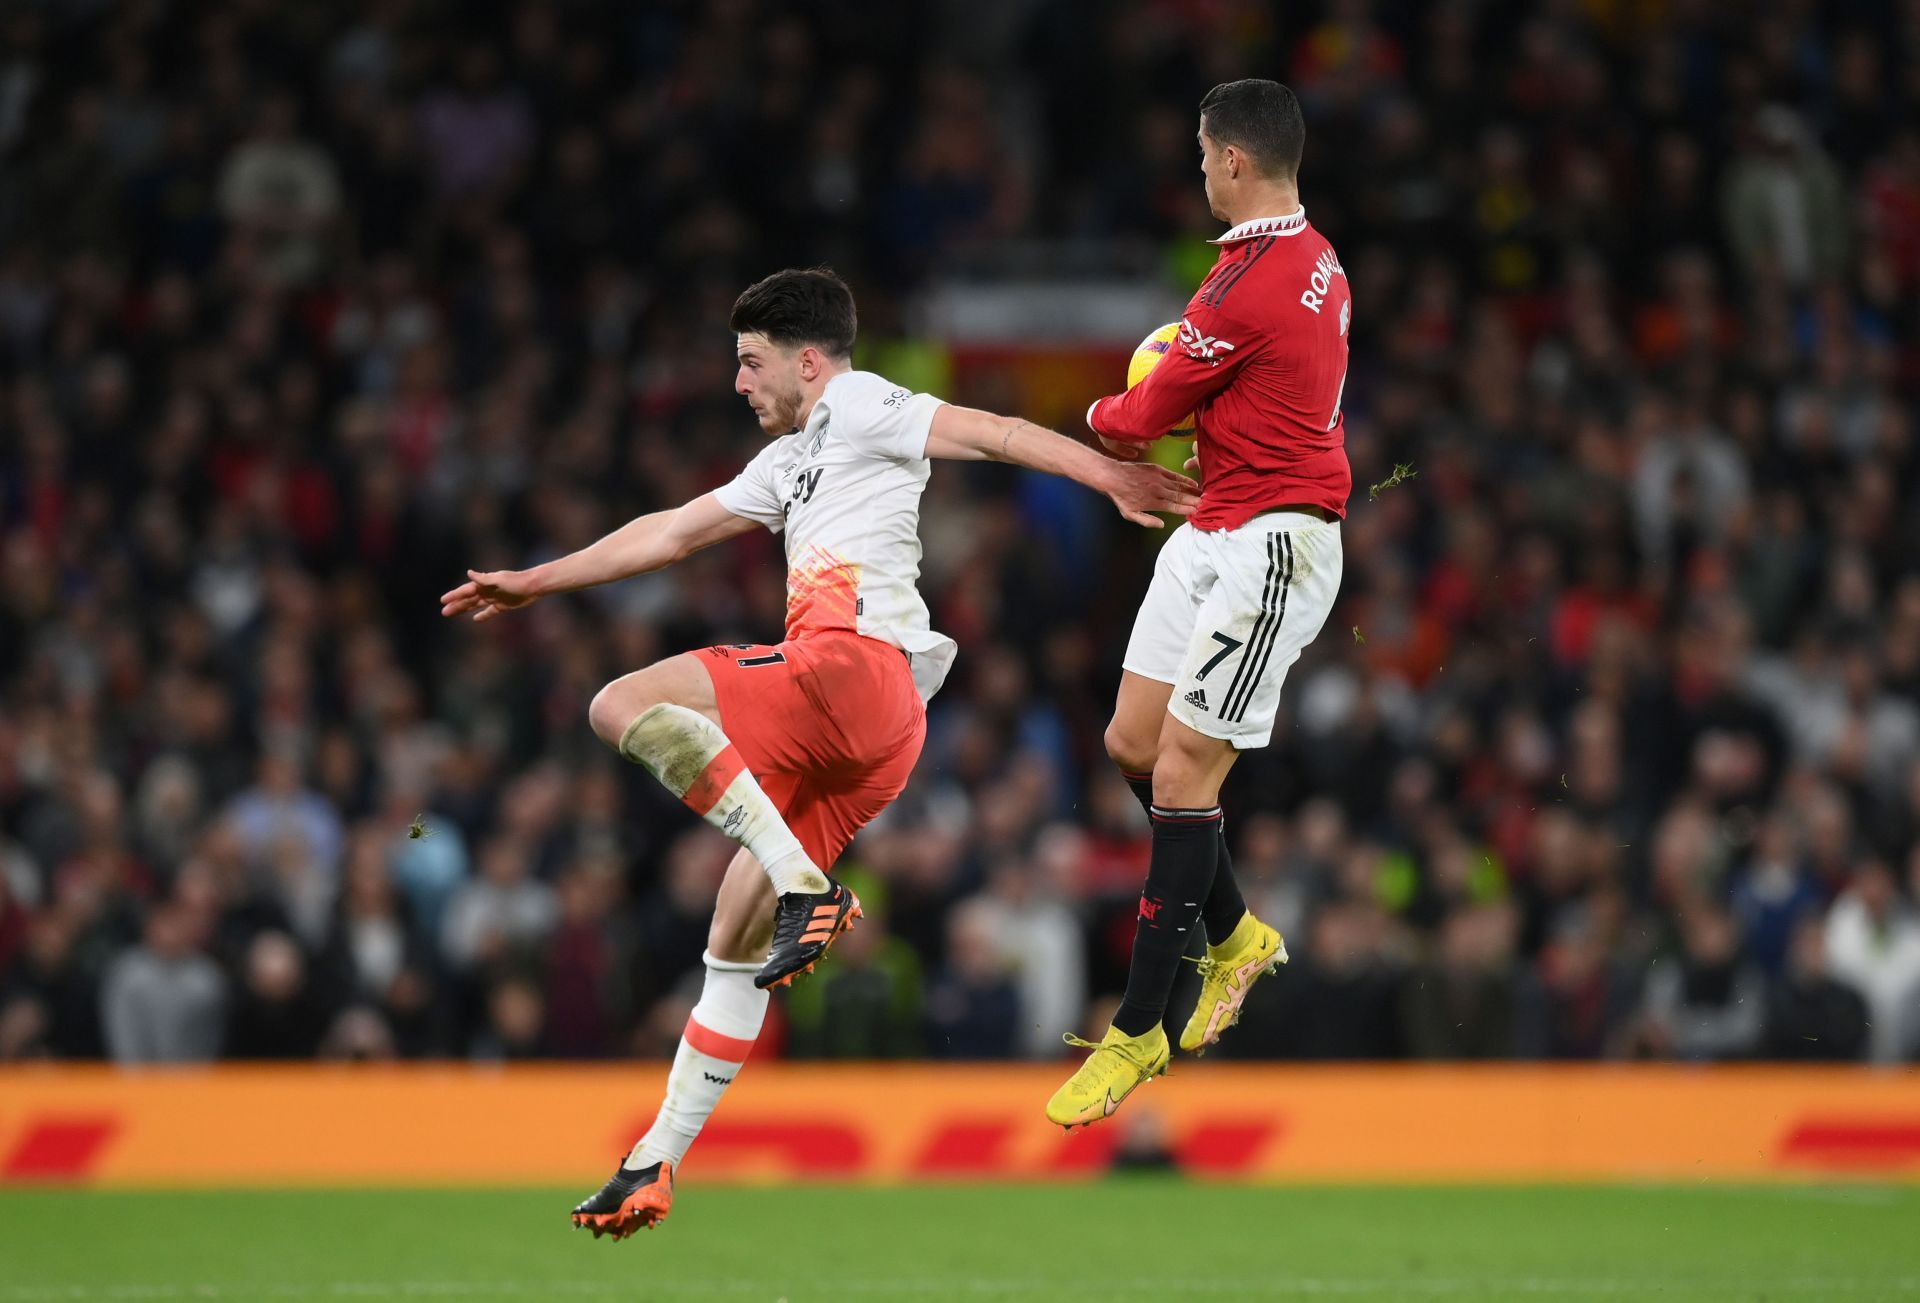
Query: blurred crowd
2 0 1919 1067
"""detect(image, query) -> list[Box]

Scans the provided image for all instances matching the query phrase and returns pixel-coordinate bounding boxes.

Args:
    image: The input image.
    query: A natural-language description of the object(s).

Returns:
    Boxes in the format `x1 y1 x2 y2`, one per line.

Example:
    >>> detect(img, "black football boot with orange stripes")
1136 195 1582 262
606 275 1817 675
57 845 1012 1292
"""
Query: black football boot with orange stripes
754 878 862 989
571 1159 673 1240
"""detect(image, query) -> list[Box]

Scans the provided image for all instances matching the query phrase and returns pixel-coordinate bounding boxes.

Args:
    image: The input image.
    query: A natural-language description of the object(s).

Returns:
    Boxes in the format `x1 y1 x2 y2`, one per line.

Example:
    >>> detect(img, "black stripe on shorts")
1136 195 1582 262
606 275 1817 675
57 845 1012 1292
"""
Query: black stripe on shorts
1220 533 1282 722
1223 532 1293 723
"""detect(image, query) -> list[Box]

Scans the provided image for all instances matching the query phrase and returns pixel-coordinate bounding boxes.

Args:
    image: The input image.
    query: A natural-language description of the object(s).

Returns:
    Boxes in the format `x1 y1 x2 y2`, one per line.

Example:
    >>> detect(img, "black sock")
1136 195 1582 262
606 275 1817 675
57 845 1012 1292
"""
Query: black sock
1113 806 1221 1037
1123 769 1244 946
1202 834 1248 945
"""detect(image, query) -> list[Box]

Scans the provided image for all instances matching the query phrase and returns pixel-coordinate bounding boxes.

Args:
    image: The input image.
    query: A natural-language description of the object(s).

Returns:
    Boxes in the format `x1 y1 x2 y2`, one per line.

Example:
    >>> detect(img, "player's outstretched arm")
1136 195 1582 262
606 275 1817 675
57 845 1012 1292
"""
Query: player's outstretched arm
1088 309 1250 459
439 493 758 622
924 405 1199 527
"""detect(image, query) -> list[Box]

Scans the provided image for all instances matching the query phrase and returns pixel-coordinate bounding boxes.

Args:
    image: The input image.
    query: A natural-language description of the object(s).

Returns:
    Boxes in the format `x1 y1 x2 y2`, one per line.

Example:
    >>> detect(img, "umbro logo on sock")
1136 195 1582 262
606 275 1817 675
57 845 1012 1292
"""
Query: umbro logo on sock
1184 688 1208 711
721 806 745 835
703 1072 734 1085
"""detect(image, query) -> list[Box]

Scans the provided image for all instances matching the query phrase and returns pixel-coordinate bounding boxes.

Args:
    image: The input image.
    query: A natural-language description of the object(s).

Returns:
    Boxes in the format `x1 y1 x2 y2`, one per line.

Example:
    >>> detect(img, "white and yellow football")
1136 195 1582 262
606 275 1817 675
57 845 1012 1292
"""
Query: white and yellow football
1126 323 1197 436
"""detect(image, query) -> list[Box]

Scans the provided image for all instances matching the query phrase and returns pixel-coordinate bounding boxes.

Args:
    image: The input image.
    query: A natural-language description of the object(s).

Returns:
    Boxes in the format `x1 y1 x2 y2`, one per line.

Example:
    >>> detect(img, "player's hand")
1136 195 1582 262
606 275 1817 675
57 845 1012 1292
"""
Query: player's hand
440 569 542 622
1104 461 1200 527
1183 452 1203 485
1098 434 1144 461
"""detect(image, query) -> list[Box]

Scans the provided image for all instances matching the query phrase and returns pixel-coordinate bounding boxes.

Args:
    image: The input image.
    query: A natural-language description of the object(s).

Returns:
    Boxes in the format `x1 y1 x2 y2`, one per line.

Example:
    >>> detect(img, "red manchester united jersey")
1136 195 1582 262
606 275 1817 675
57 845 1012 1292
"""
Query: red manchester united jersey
1088 209 1352 529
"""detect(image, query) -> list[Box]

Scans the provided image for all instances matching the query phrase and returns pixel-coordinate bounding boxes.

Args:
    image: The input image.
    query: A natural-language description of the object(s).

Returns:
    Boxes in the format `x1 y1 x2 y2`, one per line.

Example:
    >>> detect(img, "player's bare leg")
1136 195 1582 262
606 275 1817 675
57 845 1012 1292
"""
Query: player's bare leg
708 846 780 961
573 850 776 1239
1103 670 1174 780
588 654 860 990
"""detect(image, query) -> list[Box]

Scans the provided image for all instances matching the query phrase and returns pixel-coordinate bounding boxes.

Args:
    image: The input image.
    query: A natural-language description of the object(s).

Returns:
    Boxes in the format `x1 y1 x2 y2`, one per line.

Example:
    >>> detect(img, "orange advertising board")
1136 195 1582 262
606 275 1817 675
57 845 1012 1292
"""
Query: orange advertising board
1 1064 1916 1187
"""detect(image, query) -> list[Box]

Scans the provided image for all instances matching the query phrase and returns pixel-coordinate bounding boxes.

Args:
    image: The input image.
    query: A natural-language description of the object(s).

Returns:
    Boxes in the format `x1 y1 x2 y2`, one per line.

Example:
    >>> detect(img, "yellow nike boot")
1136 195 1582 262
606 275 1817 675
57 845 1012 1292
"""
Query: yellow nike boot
1180 912 1287 1053
1044 1023 1170 1130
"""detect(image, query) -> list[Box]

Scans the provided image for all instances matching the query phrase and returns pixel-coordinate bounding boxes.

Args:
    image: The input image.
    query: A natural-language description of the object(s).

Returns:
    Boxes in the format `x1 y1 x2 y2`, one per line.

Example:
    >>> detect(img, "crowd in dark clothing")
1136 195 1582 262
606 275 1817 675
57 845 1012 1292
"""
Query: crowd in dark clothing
1 0 1918 1067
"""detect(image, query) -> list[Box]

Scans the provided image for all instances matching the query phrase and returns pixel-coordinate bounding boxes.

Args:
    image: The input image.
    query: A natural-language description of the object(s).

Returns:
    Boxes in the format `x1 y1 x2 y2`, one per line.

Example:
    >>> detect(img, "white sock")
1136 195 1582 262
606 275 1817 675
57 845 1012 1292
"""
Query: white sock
618 703 829 895
627 952 768 1169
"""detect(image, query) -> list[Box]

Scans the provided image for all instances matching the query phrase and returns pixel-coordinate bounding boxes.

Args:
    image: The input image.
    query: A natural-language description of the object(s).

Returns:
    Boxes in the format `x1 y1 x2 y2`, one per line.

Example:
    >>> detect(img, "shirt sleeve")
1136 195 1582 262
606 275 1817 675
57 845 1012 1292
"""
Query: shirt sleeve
837 379 945 461
1087 301 1256 444
712 440 788 534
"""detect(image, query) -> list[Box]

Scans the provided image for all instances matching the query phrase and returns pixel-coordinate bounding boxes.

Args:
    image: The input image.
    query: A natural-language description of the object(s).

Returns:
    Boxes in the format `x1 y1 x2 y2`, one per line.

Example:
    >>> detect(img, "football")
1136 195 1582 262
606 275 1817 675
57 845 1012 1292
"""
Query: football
1126 322 1198 436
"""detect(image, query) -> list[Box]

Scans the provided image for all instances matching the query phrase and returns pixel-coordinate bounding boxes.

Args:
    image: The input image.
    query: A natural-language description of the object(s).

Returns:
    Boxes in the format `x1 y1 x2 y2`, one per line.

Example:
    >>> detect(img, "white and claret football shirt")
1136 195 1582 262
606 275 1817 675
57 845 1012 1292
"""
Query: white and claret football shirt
713 370 957 701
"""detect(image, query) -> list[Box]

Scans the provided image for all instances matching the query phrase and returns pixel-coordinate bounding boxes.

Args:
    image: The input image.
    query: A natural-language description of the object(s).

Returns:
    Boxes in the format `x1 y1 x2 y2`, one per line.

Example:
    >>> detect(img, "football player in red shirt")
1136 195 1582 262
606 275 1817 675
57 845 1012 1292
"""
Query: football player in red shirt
1049 80 1353 1127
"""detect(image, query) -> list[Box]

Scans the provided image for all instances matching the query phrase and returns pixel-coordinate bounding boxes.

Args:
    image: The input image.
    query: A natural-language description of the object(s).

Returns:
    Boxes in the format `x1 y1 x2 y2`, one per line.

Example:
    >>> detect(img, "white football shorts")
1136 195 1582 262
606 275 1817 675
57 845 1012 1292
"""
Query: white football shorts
1121 510 1343 749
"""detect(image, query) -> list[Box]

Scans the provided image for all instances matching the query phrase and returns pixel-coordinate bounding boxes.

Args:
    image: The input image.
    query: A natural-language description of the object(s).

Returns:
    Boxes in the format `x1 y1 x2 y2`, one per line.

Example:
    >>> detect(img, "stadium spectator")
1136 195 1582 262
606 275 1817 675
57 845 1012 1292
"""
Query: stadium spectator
925 897 1023 1060
1721 107 1848 291
0 836 34 975
967 831 1086 1058
1226 809 1320 946
1628 905 1767 1062
1763 917 1870 1061
316 829 440 1056
440 833 559 973
225 928 326 1059
1729 814 1823 977
1513 902 1642 1060
472 972 548 1061
100 898 226 1063
1823 858 1920 1063
1400 903 1520 1059
1233 897 1407 1059
541 852 630 1057
225 748 344 888
785 877 925 1059
214 90 341 287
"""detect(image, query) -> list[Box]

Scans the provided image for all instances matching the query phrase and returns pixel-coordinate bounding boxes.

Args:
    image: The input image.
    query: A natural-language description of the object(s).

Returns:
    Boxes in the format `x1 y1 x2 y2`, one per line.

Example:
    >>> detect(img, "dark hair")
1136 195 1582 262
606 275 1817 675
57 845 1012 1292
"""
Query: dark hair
729 267 857 359
1198 79 1305 178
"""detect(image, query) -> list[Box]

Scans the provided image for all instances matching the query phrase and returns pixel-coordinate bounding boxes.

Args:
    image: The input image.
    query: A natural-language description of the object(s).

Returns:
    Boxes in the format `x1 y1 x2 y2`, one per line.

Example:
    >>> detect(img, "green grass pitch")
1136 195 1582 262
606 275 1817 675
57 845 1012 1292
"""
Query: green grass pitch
3 1182 1916 1300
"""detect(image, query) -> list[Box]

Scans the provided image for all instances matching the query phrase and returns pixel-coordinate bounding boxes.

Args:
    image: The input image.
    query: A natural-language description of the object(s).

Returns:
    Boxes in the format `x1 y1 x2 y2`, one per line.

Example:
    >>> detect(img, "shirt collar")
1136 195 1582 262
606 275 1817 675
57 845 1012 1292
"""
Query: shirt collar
798 369 858 435
1210 208 1308 244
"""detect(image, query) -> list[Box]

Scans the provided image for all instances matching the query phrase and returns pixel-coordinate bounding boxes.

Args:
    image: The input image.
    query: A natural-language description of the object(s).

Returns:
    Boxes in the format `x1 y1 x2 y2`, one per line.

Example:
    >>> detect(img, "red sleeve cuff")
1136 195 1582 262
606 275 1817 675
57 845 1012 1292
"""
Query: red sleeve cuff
1087 395 1155 444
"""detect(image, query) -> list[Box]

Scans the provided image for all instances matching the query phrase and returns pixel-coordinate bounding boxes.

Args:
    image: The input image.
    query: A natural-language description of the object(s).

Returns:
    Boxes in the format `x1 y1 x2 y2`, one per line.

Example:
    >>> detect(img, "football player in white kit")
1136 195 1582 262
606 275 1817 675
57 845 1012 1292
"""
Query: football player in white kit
439 268 1196 1238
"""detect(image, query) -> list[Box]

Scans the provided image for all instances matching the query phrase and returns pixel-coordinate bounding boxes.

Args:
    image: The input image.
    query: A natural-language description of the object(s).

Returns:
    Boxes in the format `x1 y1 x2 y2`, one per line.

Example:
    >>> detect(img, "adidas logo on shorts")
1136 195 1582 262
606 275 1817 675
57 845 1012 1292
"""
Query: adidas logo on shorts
1184 688 1209 712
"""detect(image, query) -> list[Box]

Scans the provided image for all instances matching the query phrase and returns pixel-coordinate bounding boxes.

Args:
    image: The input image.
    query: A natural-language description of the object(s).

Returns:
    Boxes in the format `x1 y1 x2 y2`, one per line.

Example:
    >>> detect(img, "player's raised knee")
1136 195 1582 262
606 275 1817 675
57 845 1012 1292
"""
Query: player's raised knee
588 679 651 749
